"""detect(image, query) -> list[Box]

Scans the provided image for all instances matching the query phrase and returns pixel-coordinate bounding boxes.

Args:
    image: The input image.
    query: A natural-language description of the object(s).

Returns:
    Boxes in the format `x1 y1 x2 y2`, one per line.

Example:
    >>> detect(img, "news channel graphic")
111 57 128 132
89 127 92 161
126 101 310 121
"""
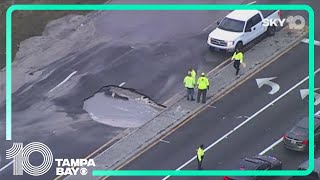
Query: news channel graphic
262 15 305 30
5 142 95 176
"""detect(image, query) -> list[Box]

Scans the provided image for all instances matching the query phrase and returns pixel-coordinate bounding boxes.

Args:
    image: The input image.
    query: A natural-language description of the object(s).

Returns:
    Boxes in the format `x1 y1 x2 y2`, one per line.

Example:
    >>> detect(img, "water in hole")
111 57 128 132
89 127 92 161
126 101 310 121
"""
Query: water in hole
83 92 160 128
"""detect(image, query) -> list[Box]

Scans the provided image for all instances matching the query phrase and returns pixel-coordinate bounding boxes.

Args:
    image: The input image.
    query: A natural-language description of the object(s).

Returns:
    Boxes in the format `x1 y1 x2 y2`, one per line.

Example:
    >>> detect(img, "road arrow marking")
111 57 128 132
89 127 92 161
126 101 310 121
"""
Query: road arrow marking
162 68 320 180
256 77 280 95
300 88 320 106
300 88 319 99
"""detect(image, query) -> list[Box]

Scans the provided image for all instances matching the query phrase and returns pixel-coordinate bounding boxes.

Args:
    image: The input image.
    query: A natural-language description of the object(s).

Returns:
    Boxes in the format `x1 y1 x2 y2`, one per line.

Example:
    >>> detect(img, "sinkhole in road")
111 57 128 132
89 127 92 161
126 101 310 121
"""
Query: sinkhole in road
83 86 166 128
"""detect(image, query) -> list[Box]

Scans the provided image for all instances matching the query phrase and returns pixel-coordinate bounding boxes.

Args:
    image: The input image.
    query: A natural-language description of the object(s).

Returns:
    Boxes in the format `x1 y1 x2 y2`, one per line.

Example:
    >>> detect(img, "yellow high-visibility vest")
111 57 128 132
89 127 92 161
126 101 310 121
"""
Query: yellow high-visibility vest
197 77 209 90
191 69 196 81
232 52 244 63
183 76 195 88
197 147 204 161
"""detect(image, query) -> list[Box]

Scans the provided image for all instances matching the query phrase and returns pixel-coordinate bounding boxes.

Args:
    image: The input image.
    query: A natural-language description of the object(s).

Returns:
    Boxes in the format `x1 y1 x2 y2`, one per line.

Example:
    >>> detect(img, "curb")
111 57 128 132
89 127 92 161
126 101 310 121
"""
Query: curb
63 25 308 180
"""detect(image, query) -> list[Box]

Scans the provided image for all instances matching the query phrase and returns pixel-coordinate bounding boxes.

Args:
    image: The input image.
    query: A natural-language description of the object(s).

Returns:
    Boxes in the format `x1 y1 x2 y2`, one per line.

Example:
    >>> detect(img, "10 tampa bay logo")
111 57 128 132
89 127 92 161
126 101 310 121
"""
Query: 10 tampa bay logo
6 142 95 176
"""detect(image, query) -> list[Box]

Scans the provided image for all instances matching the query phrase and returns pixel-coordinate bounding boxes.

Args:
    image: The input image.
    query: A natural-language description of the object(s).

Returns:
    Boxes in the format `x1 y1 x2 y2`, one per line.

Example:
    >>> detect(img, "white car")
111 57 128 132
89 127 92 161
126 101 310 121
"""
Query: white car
207 10 281 52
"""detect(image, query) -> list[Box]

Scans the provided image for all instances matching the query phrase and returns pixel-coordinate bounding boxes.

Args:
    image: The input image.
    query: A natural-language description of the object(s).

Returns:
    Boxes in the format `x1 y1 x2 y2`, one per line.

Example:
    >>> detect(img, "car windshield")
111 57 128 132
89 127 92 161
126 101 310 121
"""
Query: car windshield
218 17 245 32
290 126 308 137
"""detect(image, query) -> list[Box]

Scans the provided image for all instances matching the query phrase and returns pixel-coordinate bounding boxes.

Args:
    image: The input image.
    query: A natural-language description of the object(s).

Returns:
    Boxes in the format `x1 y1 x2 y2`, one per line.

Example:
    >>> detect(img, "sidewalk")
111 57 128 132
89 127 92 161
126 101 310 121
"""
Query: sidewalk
64 26 308 180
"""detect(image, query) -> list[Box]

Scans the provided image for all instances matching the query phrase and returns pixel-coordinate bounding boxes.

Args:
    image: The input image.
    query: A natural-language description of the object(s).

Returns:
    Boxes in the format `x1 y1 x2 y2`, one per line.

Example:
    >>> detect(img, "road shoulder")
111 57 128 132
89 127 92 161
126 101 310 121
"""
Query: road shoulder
63 26 308 180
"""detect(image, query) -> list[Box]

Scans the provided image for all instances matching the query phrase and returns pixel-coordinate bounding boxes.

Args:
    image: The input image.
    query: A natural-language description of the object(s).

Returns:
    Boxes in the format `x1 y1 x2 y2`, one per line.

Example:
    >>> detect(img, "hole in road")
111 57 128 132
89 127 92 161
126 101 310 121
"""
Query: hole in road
83 86 166 128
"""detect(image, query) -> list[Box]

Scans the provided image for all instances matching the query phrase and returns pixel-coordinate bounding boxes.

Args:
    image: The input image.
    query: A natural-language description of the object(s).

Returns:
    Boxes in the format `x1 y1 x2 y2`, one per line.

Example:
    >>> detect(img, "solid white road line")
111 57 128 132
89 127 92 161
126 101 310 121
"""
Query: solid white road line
202 22 217 32
202 22 216 32
0 160 14 172
112 82 126 97
247 1 257 5
258 137 283 155
160 140 171 144
49 71 77 93
162 68 320 180
119 82 126 87
301 38 320 46
208 105 216 109
259 110 320 155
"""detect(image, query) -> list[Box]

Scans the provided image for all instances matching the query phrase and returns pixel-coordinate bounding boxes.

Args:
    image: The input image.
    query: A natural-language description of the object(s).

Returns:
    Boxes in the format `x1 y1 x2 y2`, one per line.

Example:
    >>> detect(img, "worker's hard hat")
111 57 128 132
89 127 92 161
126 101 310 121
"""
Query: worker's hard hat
201 72 205 76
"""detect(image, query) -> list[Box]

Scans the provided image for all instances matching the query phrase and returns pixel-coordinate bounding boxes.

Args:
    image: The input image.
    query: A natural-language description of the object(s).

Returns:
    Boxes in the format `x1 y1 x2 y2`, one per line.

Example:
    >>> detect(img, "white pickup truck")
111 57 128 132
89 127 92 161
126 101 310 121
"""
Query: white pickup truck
207 10 281 52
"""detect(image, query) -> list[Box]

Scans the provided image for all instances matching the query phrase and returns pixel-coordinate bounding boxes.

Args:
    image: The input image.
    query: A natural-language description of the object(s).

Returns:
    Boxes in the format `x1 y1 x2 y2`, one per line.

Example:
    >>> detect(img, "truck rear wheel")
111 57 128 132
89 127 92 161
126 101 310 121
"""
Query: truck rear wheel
267 26 276 36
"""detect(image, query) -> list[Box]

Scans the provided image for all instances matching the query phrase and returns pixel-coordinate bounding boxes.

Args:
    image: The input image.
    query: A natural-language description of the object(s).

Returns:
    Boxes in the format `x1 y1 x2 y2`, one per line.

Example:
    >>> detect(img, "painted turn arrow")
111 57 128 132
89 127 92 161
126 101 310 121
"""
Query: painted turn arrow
300 88 320 106
256 77 280 95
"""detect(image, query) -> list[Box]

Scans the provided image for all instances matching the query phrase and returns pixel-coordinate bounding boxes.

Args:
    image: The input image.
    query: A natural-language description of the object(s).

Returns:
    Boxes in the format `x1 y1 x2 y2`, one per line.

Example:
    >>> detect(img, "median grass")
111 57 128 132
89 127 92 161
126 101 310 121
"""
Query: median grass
0 0 107 69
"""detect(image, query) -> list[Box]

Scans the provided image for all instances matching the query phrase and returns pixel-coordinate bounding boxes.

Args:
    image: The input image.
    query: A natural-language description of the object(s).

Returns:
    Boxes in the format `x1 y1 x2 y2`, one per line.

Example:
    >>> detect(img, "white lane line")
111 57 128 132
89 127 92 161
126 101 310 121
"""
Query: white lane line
247 1 257 5
258 137 283 155
202 23 216 32
0 160 14 172
301 38 320 46
160 139 170 144
208 105 216 109
260 110 320 155
162 68 320 180
202 1 256 32
119 82 126 87
112 82 126 97
49 71 77 93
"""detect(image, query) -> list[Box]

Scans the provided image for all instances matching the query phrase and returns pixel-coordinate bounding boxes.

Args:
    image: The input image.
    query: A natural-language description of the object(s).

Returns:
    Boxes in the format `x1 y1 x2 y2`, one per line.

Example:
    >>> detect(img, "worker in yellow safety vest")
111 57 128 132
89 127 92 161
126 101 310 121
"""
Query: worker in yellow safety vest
188 67 197 83
197 144 205 170
183 71 195 101
197 73 210 104
231 48 245 76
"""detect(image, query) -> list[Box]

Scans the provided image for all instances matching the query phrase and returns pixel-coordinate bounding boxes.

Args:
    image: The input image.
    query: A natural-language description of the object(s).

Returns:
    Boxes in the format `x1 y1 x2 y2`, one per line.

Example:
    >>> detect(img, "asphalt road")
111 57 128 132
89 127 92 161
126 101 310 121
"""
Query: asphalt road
109 42 320 180
0 0 247 179
0 0 318 180
113 1 320 179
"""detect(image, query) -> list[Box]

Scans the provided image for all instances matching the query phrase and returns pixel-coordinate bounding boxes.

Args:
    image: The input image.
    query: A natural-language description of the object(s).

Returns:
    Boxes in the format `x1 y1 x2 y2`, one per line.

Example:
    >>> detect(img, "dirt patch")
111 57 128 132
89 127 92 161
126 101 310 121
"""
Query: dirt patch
0 0 109 69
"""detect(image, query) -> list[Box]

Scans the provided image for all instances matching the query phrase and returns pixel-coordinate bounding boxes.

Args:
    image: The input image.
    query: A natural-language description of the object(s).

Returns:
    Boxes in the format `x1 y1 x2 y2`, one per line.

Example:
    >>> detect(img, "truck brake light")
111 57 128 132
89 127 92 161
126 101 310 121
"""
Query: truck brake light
302 140 308 145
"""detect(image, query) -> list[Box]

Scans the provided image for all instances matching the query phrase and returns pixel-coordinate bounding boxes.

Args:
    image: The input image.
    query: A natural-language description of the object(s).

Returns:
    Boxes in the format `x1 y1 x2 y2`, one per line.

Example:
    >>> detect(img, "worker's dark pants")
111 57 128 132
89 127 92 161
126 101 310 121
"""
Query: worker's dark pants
233 60 241 75
197 159 203 170
186 88 194 100
197 89 207 103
